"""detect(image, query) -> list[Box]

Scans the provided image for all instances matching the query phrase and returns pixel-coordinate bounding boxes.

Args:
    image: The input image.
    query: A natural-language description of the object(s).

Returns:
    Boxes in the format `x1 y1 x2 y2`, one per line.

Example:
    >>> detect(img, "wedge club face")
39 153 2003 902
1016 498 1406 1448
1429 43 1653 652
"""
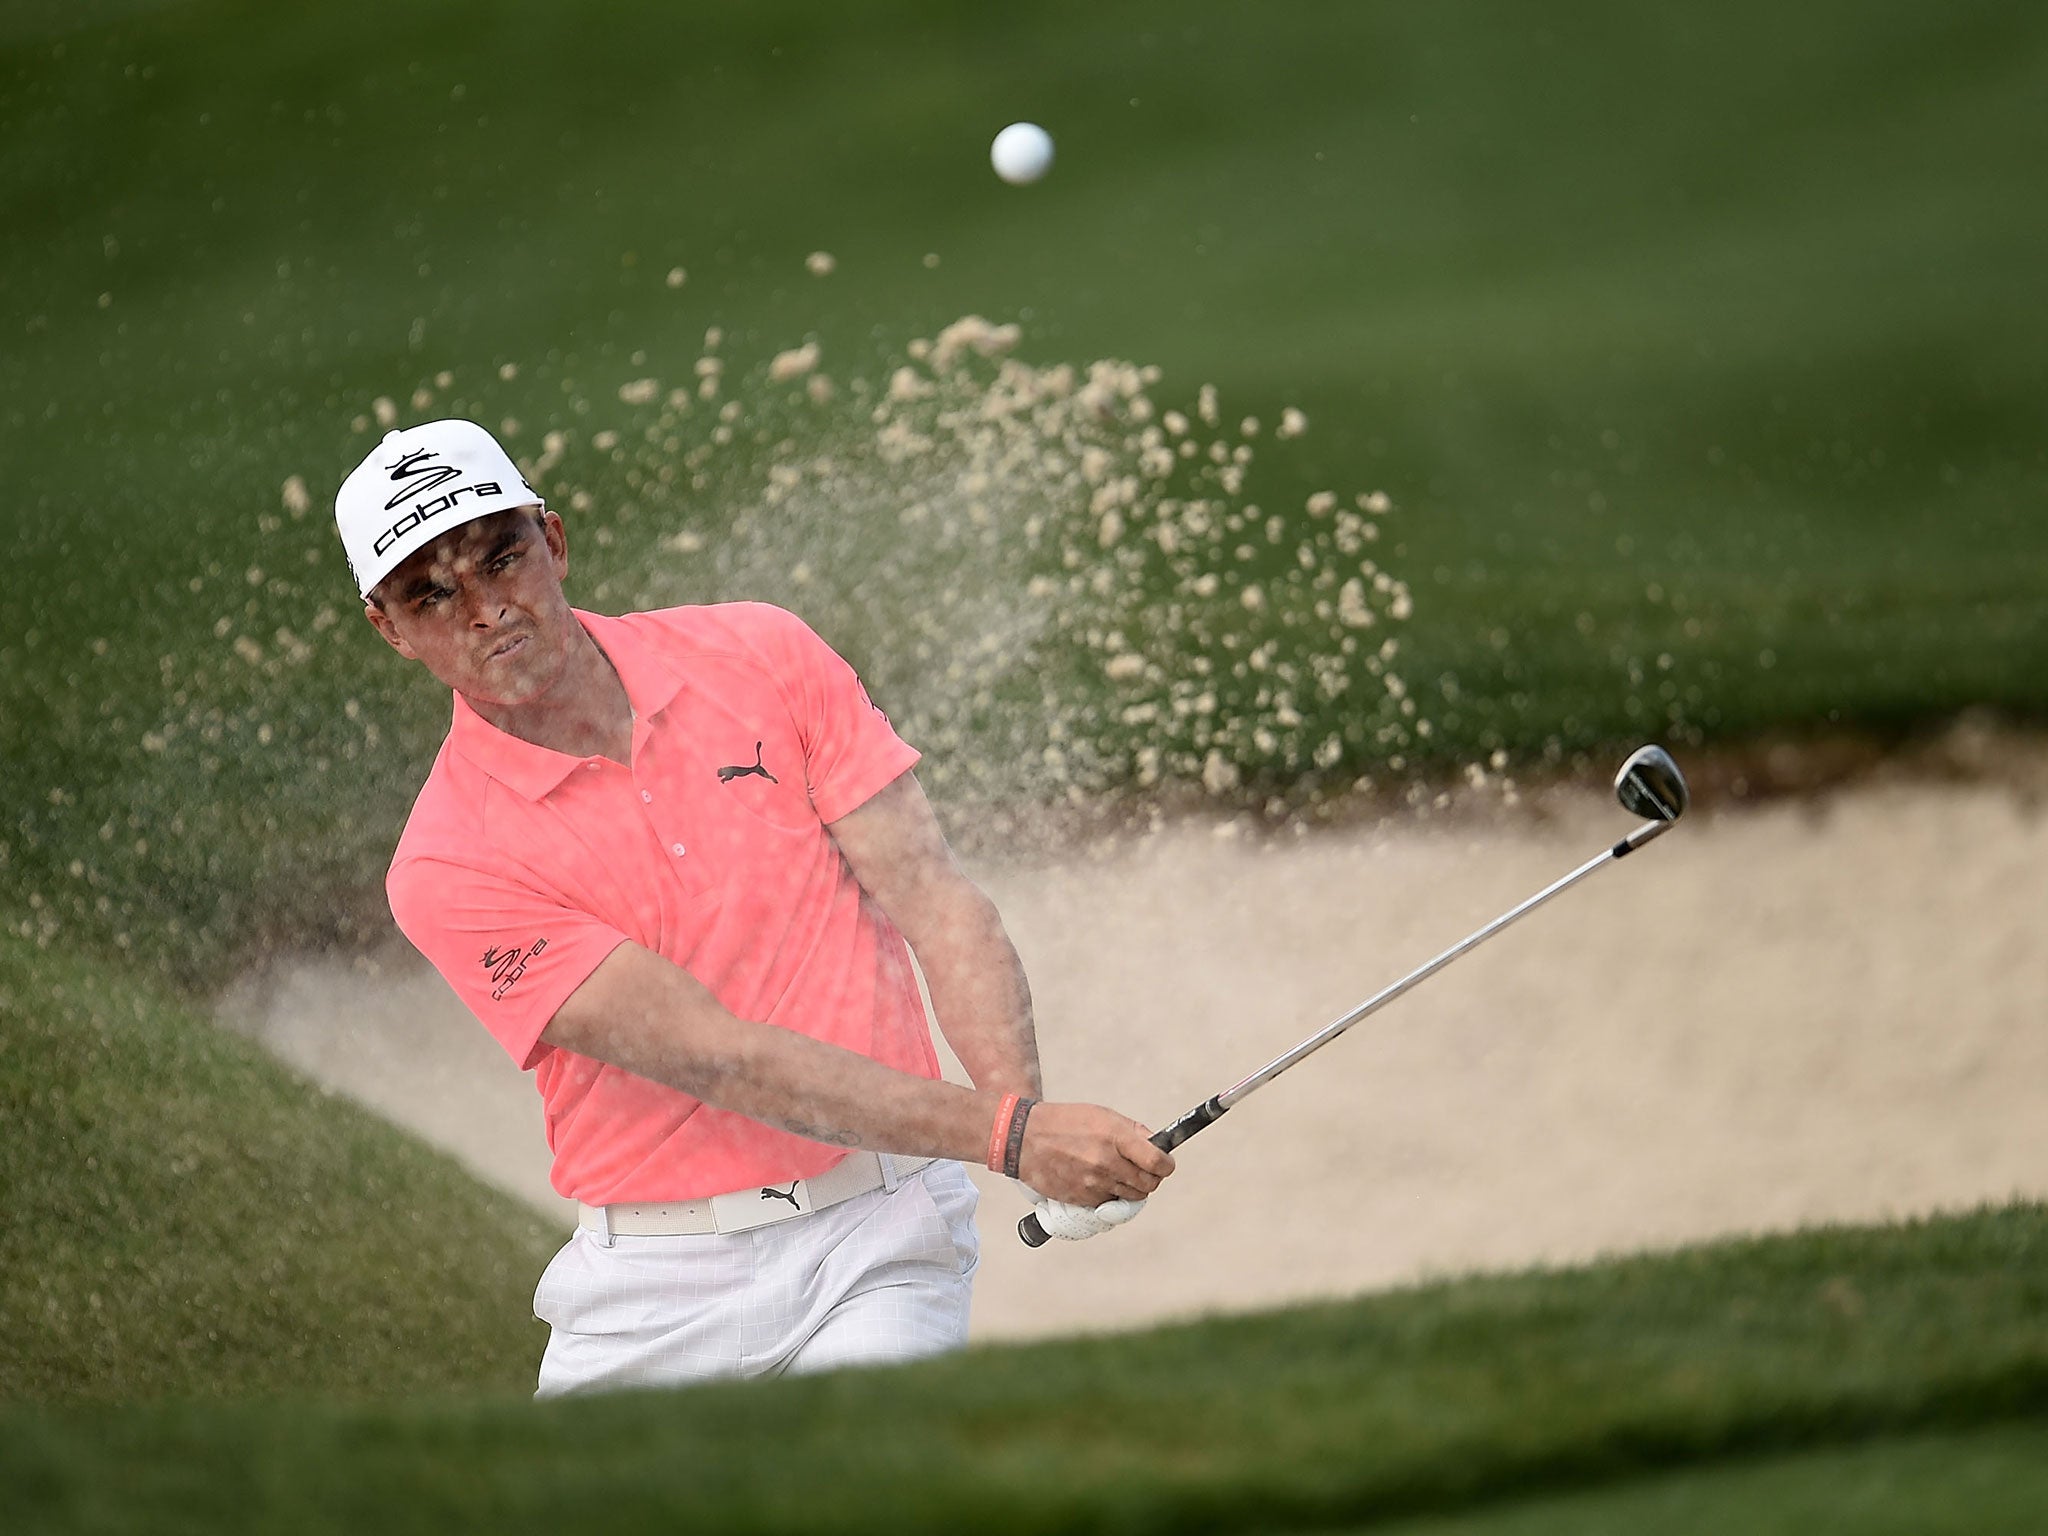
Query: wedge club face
1615 744 1689 823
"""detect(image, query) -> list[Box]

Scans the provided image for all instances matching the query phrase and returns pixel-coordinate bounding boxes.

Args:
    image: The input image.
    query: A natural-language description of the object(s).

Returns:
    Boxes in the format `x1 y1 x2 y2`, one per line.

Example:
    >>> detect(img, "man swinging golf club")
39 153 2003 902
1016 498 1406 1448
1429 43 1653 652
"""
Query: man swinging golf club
335 418 1171 1395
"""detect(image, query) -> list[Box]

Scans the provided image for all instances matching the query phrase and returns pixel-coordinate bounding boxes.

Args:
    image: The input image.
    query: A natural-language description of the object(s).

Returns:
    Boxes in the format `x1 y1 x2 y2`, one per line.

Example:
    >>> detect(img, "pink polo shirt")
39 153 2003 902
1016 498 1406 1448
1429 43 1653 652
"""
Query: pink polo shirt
385 602 935 1204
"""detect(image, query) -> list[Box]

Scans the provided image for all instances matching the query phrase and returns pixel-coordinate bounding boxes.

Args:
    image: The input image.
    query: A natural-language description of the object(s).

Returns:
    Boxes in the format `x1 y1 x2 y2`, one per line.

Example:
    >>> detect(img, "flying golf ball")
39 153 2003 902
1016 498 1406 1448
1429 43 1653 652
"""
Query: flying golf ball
991 122 1054 185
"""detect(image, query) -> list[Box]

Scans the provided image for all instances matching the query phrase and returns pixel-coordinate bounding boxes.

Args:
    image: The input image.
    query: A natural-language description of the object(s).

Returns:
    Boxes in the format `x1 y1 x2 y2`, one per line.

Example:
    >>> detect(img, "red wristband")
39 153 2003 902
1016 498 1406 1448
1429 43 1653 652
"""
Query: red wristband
987 1093 1022 1174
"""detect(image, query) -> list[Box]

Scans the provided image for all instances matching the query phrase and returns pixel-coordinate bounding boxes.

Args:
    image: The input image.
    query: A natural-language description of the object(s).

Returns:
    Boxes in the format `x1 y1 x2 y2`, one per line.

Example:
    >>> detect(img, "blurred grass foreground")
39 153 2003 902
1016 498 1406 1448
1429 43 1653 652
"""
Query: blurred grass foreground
6 1197 2048 1533
2 0 2046 1526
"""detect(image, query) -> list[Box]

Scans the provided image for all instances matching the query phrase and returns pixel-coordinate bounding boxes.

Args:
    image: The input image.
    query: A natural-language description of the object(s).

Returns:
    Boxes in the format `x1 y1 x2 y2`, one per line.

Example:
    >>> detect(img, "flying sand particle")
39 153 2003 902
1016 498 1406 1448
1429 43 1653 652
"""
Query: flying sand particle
770 342 821 382
888 367 933 403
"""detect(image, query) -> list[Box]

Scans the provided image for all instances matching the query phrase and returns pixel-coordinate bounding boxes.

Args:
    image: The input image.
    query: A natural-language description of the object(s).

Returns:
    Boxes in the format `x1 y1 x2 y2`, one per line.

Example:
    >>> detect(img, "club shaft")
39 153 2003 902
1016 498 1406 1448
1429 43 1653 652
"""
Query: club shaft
1019 814 1674 1246
1214 817 1670 1112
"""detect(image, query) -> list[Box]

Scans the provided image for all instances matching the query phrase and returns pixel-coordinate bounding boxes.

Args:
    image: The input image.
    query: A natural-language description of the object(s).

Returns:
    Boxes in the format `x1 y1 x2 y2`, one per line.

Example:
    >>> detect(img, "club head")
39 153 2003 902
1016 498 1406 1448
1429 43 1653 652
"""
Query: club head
1615 744 1689 823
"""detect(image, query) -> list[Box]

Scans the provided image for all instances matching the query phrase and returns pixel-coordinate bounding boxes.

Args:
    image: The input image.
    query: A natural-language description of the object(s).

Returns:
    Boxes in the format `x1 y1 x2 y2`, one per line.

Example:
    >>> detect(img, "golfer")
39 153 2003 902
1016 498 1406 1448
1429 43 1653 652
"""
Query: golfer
336 419 1172 1395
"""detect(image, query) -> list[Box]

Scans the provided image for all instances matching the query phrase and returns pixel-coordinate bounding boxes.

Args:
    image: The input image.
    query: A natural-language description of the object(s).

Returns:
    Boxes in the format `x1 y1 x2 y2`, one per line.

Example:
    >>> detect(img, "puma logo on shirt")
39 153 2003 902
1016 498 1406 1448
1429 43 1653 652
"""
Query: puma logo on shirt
718 742 778 784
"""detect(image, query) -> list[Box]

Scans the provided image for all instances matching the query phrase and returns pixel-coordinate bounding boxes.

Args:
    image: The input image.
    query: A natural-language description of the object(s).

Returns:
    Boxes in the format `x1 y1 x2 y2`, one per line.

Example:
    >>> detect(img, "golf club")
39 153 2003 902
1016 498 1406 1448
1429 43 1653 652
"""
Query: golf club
1020 744 1690 1247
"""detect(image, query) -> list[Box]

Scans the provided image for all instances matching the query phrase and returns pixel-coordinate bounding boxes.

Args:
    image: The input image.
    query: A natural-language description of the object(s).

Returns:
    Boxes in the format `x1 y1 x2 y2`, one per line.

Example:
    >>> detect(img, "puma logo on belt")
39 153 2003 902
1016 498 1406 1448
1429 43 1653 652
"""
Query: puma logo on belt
759 1183 803 1209
718 742 778 784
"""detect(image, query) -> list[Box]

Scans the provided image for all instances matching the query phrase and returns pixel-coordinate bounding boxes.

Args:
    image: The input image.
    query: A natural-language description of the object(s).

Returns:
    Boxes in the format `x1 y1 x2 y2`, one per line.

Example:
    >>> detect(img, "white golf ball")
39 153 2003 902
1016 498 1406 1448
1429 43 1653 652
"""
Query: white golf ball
991 122 1054 185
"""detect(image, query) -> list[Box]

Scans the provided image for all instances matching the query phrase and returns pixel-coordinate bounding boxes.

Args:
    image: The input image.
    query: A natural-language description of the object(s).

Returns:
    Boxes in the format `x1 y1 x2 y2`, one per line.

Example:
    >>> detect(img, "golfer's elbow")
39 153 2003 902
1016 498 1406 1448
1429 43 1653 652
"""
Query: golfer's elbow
893 869 1004 957
538 942 743 1096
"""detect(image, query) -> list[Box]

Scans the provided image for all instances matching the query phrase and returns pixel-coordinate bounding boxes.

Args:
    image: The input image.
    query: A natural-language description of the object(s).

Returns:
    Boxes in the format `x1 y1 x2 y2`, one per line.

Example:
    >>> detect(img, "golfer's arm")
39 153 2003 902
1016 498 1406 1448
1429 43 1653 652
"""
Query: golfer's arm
828 771 1044 1098
538 943 1000 1160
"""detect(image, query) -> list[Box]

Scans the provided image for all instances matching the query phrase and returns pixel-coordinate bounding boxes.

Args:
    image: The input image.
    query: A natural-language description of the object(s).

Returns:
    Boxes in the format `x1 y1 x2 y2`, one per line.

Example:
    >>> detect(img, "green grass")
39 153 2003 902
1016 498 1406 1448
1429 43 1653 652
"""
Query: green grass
0 928 557 1405
3 8 2045 1520
3 1202 2045 1533
4 0 2048 982
1368 1420 2048 1536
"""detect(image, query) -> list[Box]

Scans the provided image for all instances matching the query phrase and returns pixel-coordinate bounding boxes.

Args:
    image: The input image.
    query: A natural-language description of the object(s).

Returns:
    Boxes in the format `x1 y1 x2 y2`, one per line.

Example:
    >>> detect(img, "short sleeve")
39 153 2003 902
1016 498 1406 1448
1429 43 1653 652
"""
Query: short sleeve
747 605 920 824
387 854 629 1071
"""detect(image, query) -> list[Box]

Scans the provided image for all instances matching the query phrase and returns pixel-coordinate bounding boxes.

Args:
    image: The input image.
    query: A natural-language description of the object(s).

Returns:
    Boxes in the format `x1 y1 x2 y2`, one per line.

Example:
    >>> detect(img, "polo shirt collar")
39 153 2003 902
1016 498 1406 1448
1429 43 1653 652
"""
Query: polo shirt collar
447 608 687 800
578 609 686 721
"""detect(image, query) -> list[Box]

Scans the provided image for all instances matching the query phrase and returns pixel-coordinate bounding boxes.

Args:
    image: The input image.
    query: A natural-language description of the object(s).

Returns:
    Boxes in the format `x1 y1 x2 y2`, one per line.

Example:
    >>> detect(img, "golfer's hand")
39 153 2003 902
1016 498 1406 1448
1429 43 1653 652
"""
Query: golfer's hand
1028 1193 1148 1242
1016 1103 1174 1206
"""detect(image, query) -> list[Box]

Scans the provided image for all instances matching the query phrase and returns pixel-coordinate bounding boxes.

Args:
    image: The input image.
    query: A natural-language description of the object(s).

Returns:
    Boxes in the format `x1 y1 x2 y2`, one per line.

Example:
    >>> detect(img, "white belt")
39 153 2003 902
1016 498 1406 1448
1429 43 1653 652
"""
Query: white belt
578 1153 936 1240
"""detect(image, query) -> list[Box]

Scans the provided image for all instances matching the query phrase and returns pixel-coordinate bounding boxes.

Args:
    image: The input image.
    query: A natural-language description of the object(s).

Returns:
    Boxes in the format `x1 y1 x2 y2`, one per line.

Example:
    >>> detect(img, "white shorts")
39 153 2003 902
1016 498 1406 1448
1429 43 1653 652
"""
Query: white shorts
533 1159 980 1397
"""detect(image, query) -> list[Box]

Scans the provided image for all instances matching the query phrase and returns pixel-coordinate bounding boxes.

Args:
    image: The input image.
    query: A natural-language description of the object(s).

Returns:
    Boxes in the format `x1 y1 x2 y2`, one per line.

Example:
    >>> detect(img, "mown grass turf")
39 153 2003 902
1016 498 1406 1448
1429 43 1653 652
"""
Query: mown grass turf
0 928 558 1404
3 12 2040 1527
1367 1418 2048 1536
3 0 2047 984
3 1203 2045 1534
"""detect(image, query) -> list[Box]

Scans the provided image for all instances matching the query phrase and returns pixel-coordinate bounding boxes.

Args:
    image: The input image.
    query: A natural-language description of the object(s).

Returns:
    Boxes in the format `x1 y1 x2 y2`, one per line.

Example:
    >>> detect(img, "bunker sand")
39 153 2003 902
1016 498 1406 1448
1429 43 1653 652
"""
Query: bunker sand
223 775 2048 1340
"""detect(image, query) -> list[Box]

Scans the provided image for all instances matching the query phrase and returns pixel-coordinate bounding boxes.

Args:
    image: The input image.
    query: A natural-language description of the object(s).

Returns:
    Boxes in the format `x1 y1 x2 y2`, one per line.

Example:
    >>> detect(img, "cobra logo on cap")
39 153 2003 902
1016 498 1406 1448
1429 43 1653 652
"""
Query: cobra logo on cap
381 448 462 510
371 478 507 557
368 445 505 557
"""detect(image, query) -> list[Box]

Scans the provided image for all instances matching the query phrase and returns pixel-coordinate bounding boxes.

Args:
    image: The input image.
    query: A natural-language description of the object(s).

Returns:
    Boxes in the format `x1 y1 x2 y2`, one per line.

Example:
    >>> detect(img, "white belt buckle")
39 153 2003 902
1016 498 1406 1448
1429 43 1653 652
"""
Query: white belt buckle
711 1177 812 1234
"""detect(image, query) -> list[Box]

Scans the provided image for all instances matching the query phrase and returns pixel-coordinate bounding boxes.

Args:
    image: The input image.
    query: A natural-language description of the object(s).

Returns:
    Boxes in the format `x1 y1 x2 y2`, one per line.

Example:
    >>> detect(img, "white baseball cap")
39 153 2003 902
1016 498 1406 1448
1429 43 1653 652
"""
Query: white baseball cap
335 418 540 598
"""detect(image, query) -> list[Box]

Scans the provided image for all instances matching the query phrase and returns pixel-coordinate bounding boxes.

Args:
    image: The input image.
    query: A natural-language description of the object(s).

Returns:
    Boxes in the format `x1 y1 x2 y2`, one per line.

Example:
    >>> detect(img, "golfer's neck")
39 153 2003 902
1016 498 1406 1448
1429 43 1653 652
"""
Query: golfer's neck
468 630 633 764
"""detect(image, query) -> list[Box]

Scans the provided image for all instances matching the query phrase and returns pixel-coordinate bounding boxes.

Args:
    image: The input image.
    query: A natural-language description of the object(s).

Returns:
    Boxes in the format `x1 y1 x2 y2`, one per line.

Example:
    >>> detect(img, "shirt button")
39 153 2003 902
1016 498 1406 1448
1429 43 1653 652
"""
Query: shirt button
641 790 653 803
585 762 601 772
670 843 686 857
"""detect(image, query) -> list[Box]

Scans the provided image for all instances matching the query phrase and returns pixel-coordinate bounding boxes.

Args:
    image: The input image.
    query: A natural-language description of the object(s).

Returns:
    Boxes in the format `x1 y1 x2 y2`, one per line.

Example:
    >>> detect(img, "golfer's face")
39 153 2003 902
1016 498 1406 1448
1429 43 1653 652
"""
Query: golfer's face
366 508 574 705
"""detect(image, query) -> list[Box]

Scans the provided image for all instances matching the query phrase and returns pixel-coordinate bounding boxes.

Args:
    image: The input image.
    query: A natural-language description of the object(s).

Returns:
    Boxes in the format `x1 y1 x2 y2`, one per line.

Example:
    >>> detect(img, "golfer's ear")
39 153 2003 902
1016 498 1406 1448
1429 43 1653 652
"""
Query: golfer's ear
539 508 569 575
364 600 417 659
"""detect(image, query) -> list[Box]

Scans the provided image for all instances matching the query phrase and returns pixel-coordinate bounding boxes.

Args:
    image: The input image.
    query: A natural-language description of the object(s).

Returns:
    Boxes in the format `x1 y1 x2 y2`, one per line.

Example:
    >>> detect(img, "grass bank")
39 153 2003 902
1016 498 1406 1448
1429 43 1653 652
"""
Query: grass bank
4 1202 2045 1532
0 928 556 1405
1364 1420 2048 1535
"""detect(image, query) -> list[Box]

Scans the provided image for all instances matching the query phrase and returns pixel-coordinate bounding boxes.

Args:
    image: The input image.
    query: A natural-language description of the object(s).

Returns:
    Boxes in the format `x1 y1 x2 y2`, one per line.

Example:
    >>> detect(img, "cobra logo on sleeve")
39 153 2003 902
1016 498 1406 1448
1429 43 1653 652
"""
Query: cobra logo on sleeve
482 937 549 1001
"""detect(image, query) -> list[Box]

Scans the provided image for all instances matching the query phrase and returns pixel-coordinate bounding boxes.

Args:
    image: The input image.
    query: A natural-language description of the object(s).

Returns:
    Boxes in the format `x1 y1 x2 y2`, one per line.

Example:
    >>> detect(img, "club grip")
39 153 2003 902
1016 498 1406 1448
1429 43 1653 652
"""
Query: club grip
1017 1096 1230 1248
1152 1095 1228 1151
